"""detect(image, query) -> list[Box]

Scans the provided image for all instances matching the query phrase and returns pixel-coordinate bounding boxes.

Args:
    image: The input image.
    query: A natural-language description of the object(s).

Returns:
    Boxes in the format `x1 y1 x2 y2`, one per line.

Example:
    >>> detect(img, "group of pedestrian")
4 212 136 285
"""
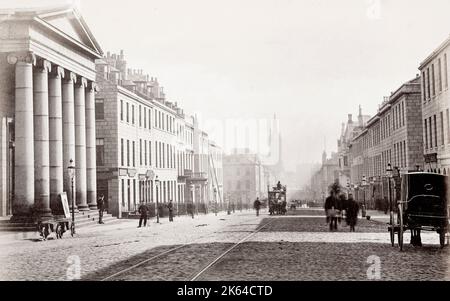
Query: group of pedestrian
137 199 175 227
324 183 360 232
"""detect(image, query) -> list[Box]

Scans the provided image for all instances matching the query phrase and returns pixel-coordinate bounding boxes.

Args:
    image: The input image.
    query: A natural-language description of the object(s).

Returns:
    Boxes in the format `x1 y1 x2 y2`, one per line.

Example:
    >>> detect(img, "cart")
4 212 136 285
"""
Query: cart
37 192 75 240
388 172 449 251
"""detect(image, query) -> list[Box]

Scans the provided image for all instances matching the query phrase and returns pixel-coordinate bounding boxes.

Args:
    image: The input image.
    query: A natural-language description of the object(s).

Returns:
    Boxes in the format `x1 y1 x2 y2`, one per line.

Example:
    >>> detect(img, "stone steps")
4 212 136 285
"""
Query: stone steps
0 211 117 232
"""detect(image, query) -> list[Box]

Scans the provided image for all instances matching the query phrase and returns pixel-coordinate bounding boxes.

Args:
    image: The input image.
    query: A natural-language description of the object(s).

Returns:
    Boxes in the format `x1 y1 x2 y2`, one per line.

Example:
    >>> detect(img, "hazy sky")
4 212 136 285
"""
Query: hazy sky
4 0 450 170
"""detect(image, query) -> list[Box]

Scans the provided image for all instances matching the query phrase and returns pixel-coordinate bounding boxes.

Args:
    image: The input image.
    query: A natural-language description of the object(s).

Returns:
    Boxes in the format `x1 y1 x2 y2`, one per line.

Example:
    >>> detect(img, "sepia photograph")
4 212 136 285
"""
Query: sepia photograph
0 0 450 290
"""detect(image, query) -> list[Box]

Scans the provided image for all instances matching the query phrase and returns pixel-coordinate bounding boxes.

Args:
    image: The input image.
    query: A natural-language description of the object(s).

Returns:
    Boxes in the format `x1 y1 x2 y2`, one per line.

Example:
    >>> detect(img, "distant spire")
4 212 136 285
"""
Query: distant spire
359 105 362 117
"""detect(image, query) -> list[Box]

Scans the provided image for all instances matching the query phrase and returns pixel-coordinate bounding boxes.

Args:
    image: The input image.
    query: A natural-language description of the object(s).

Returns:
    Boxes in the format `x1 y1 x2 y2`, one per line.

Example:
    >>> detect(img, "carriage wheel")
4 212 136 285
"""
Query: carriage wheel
398 205 404 251
389 211 395 247
439 230 446 248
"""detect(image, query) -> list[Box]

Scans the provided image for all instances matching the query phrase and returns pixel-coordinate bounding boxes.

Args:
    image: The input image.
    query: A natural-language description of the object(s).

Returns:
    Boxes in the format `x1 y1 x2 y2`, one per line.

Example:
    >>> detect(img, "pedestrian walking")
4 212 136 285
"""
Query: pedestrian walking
325 183 340 231
97 194 105 224
138 201 149 227
253 197 261 216
168 200 174 222
346 194 359 232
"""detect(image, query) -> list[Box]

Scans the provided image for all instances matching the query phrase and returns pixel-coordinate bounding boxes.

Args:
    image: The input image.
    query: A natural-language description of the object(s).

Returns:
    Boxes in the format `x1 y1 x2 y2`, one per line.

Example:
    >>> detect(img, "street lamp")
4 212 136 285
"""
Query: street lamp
154 175 160 223
361 175 367 217
67 159 76 235
214 187 218 216
386 163 393 212
190 184 195 218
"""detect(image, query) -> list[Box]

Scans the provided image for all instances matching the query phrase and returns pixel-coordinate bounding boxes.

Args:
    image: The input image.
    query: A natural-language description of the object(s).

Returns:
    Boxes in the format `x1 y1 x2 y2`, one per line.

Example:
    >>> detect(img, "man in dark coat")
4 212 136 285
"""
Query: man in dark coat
187 202 194 219
277 181 282 190
97 194 105 224
346 194 359 232
254 197 261 216
138 201 149 227
324 188 339 231
168 200 174 222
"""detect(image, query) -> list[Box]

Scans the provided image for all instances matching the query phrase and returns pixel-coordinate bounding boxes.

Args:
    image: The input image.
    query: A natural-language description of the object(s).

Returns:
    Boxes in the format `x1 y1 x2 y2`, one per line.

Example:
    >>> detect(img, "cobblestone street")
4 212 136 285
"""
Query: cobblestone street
1 209 449 281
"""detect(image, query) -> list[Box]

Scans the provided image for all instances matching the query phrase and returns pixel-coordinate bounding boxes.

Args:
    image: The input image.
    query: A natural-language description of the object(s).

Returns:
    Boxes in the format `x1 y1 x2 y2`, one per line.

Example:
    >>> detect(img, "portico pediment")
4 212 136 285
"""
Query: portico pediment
36 5 102 57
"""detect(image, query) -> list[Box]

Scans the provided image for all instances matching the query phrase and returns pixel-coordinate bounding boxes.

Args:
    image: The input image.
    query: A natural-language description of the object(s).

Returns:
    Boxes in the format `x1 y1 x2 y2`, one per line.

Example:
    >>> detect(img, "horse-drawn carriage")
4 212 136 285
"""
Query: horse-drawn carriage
268 183 287 215
388 172 449 251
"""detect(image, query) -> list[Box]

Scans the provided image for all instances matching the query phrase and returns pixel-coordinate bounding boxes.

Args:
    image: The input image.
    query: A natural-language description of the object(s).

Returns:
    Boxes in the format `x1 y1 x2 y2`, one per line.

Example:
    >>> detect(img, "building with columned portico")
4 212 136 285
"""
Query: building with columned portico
0 5 102 220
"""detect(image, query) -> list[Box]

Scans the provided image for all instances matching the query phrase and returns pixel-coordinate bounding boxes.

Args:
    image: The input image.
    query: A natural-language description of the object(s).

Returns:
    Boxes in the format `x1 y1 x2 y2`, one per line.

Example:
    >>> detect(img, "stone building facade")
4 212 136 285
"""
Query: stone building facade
419 36 450 174
95 51 223 217
349 76 424 209
0 6 102 219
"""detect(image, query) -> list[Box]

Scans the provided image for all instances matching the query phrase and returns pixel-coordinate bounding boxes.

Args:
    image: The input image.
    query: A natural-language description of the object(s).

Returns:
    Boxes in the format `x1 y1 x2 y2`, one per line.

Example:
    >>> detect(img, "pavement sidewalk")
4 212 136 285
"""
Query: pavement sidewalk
0 209 256 242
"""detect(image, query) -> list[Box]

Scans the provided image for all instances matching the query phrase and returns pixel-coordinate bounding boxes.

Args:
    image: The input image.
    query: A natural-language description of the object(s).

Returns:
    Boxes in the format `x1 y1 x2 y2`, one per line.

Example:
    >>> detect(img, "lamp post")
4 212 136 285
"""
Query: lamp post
155 175 160 223
190 184 195 218
386 163 393 212
214 187 218 216
68 159 76 235
361 175 367 217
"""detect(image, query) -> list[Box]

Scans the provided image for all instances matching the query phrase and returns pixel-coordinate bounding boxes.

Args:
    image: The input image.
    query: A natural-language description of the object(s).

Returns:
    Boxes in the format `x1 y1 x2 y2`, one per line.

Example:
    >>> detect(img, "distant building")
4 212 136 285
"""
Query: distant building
337 107 370 189
419 36 450 174
310 150 339 202
223 149 267 206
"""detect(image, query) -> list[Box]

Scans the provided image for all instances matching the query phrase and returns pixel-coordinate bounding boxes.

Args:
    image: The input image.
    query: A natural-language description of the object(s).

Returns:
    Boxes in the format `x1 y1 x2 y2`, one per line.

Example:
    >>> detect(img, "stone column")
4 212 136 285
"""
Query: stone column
74 77 88 211
85 82 97 210
33 59 52 219
62 71 77 211
7 52 36 221
49 66 65 210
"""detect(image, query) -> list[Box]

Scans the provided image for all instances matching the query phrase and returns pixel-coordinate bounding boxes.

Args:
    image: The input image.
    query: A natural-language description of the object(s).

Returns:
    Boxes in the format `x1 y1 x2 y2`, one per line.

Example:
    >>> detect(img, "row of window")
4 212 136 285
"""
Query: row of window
118 138 178 169
356 141 407 179
422 53 449 102
118 99 179 135
354 110 406 155
424 109 450 150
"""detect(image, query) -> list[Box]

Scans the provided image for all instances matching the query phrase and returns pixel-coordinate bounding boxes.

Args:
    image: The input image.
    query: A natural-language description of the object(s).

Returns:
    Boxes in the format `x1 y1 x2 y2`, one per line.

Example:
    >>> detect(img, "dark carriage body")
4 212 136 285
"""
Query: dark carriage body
401 172 449 231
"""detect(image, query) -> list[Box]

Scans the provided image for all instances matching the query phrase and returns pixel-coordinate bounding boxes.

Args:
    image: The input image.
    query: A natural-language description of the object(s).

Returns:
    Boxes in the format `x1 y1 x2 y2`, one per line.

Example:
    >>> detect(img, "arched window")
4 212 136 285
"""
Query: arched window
444 169 447 175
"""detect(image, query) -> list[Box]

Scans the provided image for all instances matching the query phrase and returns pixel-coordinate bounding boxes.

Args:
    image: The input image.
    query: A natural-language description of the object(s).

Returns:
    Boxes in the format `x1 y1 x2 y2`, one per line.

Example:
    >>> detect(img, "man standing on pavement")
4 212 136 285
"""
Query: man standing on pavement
168 200 174 222
253 197 261 216
97 194 105 224
138 201 149 228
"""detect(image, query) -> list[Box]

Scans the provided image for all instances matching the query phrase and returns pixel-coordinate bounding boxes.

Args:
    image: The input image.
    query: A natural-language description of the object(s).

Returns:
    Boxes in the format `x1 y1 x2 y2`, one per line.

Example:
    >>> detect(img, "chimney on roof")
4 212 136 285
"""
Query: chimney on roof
107 51 110 58
348 114 353 123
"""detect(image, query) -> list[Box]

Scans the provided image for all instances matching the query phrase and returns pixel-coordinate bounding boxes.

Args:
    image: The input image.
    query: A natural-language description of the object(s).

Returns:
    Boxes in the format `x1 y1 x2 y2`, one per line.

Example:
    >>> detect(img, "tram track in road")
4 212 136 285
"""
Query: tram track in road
189 219 275 281
99 216 271 281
